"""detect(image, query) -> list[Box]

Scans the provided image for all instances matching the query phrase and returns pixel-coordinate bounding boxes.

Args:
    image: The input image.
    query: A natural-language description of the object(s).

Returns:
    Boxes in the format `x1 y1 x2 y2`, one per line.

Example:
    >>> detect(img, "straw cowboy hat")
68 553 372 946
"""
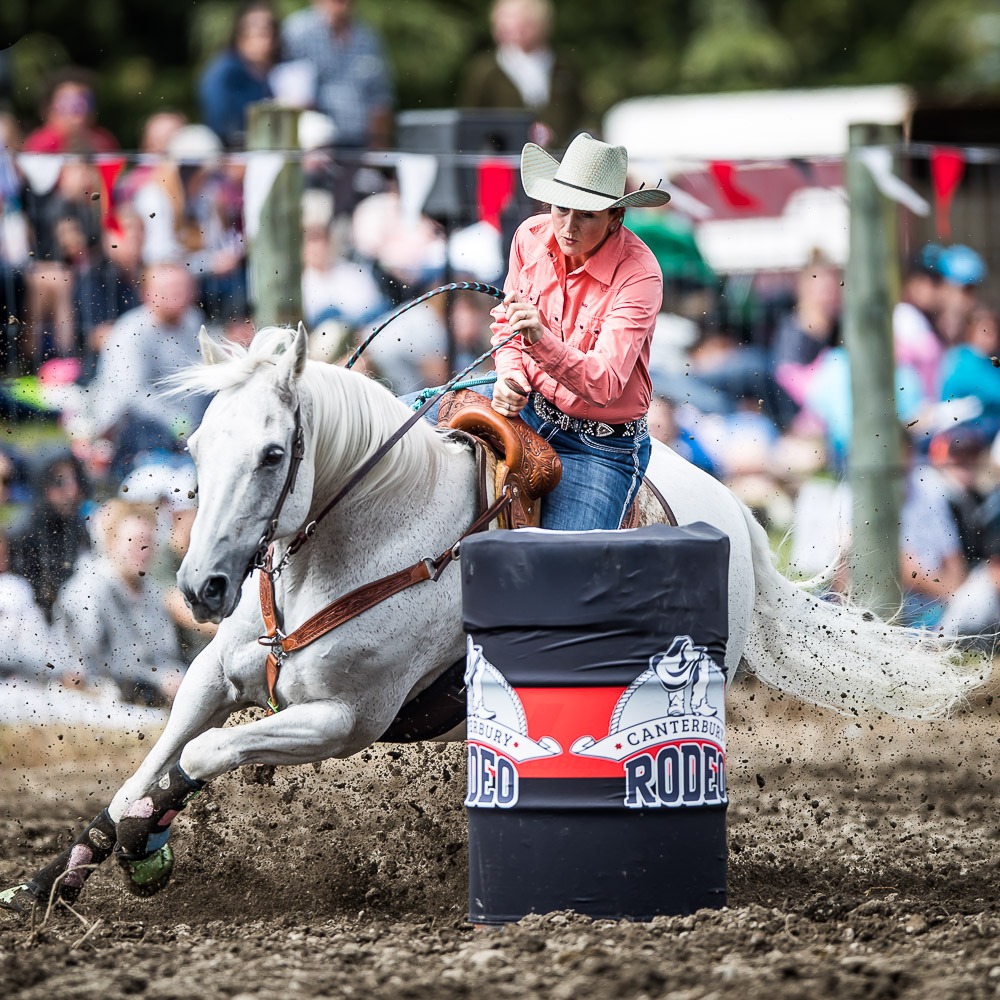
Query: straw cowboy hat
521 132 670 211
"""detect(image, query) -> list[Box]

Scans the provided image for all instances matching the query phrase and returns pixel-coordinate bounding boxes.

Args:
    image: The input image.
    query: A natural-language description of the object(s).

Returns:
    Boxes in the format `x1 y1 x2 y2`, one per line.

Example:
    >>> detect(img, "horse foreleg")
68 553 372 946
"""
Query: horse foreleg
0 651 232 915
106 650 234 898
177 700 358 780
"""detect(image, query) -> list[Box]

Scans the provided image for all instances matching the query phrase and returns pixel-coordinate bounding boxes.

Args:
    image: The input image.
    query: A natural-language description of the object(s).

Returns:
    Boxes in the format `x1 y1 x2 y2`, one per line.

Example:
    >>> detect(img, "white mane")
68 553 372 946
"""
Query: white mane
169 327 463 505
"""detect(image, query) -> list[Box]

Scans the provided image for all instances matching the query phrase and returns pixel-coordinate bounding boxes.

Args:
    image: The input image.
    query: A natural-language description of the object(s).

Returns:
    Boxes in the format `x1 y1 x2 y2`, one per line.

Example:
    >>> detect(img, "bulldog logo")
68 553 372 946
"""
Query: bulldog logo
569 636 727 809
464 637 561 809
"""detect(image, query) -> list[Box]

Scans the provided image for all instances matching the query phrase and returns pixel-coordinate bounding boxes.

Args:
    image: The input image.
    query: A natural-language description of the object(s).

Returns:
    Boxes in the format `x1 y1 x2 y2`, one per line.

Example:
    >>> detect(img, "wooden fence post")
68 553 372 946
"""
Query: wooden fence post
246 102 302 328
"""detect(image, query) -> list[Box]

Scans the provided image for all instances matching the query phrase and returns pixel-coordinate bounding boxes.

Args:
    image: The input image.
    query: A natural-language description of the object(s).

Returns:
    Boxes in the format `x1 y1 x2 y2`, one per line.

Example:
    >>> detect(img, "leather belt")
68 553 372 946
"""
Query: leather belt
532 394 648 439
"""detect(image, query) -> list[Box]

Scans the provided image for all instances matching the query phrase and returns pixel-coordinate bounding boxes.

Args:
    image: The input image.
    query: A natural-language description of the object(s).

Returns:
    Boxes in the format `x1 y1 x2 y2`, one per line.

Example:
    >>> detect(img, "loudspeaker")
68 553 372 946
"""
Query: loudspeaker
396 109 536 227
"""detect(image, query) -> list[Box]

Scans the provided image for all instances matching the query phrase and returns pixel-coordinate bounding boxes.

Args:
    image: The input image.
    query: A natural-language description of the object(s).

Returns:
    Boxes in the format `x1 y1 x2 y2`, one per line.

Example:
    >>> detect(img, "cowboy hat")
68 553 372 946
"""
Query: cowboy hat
521 132 670 211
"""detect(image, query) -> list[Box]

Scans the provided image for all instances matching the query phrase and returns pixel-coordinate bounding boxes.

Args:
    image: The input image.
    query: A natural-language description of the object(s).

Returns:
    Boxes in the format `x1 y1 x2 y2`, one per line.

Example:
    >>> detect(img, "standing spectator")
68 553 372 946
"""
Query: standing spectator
22 68 119 154
53 500 187 707
281 0 394 150
199 1 281 149
63 262 208 481
7 448 90 620
459 0 586 148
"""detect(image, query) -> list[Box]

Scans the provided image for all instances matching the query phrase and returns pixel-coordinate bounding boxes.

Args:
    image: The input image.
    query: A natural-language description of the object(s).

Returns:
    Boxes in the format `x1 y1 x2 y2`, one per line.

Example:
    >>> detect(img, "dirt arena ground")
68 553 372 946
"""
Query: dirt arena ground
3 677 1000 1000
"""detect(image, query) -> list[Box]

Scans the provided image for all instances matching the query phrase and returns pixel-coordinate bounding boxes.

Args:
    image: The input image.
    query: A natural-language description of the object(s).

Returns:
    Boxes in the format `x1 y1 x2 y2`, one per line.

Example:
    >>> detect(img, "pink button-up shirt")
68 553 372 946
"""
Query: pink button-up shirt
490 214 663 423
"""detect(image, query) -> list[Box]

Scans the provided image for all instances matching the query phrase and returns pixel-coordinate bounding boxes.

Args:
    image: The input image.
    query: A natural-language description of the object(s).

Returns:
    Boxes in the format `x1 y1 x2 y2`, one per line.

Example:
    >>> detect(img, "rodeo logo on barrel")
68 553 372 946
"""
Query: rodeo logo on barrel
572 636 728 809
464 637 561 809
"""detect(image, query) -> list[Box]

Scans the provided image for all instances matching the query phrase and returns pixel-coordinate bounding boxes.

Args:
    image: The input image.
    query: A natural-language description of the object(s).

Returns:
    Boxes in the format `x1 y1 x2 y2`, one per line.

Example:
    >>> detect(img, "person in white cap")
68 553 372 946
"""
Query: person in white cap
488 132 670 530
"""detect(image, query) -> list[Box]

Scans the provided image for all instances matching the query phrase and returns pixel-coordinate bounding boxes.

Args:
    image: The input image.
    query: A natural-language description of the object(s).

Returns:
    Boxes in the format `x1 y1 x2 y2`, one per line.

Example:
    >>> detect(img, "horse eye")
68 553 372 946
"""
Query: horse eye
261 446 285 468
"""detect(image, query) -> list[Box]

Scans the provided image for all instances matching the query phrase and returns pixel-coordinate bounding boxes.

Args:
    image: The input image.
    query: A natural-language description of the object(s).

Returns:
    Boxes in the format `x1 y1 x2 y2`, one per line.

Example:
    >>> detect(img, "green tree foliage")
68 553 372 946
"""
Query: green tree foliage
1 0 997 146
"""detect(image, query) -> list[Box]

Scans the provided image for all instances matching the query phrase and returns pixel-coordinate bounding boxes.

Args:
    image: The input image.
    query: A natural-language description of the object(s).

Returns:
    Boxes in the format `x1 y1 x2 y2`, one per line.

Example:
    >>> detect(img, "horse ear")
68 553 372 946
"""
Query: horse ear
199 326 230 366
277 322 309 387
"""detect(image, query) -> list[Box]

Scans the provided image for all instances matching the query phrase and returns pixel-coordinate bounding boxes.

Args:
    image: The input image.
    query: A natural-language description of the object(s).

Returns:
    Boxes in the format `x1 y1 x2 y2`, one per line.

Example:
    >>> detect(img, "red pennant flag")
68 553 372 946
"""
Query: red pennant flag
96 157 127 236
929 147 965 240
708 161 761 211
476 160 516 231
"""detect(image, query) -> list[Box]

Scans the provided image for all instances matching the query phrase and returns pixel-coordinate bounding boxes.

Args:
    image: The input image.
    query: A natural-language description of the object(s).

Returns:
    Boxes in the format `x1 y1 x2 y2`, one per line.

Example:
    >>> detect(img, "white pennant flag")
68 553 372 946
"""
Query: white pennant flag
243 152 286 241
17 153 65 195
857 147 930 217
396 153 438 225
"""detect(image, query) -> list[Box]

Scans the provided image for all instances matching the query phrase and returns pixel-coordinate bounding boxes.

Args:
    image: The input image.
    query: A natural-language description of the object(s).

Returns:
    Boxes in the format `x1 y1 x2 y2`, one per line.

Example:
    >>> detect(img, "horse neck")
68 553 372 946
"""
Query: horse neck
300 364 474 529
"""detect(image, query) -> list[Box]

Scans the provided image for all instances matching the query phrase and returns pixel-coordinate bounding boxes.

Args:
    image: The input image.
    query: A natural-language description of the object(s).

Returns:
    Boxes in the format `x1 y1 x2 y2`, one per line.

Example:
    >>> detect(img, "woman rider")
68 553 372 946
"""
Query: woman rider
489 132 670 530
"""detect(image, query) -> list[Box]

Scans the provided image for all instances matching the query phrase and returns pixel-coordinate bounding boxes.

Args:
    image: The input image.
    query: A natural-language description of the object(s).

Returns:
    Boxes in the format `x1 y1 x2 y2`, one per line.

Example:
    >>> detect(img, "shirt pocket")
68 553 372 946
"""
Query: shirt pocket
571 307 604 352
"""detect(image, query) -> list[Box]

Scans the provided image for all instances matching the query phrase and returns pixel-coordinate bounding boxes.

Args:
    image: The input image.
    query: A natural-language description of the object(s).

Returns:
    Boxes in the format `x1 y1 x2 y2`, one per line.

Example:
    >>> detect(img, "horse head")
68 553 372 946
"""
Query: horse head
177 324 316 623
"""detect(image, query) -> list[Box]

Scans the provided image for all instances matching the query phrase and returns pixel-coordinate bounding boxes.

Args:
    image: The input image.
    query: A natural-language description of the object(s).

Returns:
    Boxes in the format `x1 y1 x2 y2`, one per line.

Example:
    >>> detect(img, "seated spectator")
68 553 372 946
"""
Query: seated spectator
62 261 208 483
0 527 58 680
926 426 989 566
120 457 218 660
940 493 1000 646
899 434 967 628
7 448 91 620
199 1 280 149
940 305 1000 442
22 67 119 154
53 500 187 707
892 255 944 399
936 243 986 346
0 111 29 374
647 394 717 476
22 161 104 370
301 211 387 329
51 205 139 374
168 124 249 323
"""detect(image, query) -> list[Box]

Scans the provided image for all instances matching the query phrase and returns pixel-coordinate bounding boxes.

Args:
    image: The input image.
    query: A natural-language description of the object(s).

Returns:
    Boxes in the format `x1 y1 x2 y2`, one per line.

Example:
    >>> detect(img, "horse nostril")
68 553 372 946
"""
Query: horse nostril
200 575 228 610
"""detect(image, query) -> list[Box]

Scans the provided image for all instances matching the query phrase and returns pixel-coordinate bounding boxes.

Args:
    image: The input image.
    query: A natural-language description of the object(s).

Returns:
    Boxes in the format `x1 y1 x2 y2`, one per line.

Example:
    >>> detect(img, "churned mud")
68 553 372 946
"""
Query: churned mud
3 679 1000 999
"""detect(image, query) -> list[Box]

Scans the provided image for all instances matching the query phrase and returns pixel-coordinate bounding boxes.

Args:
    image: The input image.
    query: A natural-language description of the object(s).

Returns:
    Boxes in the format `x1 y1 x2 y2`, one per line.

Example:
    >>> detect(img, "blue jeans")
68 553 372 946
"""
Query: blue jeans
405 378 651 531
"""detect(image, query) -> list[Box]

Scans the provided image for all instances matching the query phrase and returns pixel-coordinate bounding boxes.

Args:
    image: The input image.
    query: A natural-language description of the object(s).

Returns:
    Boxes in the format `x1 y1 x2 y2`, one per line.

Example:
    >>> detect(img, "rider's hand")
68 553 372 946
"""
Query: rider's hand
504 292 545 346
492 376 529 417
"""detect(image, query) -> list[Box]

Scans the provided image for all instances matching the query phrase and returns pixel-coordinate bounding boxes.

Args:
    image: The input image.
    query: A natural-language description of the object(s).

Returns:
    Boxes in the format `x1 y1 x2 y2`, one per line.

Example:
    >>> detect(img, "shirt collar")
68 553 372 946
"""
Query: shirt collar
528 214 626 284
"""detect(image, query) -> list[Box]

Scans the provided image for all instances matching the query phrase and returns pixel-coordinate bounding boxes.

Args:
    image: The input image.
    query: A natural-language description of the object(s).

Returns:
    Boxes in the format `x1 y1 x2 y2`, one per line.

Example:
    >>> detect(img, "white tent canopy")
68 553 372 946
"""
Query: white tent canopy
603 85 915 172
604 86 915 273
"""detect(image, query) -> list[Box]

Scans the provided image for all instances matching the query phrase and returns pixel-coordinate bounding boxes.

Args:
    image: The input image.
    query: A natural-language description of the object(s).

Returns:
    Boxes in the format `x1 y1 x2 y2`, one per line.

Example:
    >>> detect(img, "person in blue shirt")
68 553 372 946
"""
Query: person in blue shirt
198 2 280 149
940 305 1000 442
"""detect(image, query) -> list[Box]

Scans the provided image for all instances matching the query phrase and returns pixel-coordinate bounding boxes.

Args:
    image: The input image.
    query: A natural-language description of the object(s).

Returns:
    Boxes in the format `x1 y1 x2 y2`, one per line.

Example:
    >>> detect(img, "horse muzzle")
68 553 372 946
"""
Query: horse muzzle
178 567 239 624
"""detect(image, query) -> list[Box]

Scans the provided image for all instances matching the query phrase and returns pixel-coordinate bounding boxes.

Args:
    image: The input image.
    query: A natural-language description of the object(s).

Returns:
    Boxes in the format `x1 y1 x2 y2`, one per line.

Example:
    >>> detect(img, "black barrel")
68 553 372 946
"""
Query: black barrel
461 523 730 924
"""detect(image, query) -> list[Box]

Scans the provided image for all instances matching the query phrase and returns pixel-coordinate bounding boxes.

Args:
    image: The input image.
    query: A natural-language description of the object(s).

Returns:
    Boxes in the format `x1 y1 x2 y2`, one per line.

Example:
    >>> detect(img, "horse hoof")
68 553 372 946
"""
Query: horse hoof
118 844 174 898
0 883 39 917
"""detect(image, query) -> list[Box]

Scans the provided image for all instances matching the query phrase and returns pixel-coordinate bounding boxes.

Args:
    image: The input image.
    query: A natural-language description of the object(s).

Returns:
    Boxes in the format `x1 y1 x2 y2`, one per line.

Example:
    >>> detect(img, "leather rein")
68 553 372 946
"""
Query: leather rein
252 290 512 714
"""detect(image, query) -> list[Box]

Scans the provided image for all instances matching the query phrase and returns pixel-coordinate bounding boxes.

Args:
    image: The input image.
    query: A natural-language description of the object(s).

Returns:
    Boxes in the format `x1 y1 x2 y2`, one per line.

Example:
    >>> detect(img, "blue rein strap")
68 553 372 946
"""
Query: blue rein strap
345 281 506 370
410 375 497 411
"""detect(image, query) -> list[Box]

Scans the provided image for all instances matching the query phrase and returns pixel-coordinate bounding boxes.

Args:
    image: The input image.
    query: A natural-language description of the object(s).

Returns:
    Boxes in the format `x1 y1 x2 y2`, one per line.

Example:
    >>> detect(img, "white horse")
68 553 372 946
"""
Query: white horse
1 324 984 913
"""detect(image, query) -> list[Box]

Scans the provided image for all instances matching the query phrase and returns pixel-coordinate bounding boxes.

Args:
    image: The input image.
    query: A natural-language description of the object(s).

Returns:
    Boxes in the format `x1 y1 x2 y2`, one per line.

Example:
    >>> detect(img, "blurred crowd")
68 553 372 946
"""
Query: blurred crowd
1 0 1000 722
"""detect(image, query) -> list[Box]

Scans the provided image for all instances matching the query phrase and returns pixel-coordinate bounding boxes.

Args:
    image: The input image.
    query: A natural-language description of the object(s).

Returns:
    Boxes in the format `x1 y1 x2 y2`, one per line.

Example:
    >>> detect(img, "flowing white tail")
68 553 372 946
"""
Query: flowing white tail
739 504 985 719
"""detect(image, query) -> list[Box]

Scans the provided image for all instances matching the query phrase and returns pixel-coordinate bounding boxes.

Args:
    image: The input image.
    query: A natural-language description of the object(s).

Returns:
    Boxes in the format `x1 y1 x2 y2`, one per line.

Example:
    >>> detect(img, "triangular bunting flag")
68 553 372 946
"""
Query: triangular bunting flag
708 161 761 211
929 147 965 240
476 159 515 231
96 157 126 236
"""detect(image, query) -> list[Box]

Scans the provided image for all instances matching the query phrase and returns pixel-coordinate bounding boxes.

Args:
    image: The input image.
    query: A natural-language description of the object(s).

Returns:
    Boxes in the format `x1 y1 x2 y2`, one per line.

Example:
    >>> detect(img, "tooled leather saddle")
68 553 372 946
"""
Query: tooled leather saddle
436 389 677 531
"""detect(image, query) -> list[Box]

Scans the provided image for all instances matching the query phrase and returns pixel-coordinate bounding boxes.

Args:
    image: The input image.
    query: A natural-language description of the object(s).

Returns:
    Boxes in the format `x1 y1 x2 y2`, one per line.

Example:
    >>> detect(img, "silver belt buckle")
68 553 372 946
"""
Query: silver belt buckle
593 422 614 438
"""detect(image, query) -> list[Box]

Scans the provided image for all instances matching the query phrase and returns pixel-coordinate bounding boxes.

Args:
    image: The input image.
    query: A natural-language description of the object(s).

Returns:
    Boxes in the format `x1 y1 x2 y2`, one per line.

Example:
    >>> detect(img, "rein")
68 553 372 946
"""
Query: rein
344 281 505 370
